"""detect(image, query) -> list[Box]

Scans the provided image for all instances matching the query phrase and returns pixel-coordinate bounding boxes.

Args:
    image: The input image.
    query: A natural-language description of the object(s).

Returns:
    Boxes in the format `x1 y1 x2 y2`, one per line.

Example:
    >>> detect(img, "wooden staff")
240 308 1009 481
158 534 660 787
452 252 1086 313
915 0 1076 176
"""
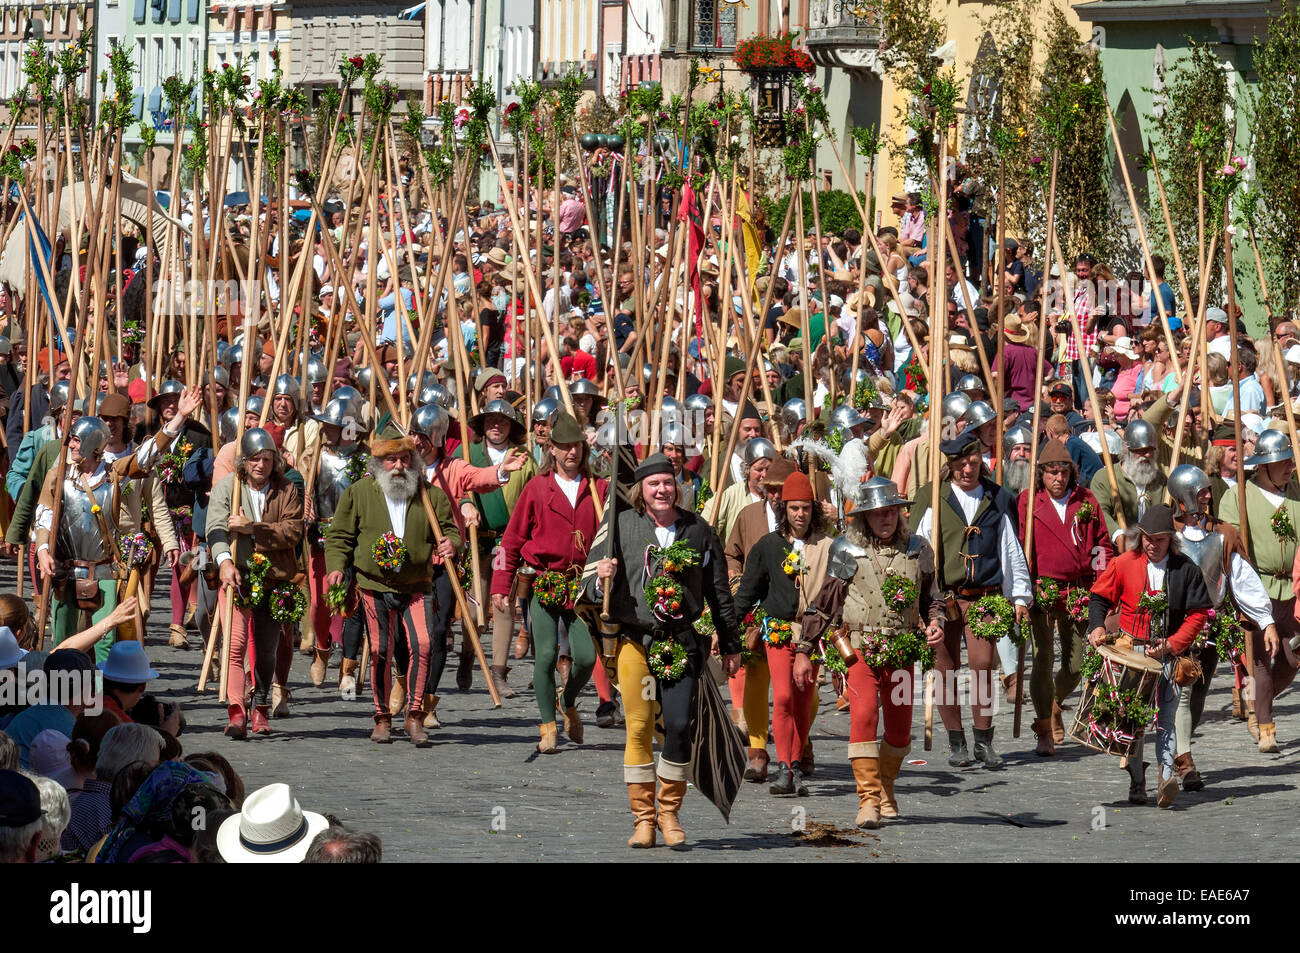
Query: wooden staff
923 133 948 752
1164 233 1219 475
993 156 1006 482
1223 207 1255 684
942 212 997 402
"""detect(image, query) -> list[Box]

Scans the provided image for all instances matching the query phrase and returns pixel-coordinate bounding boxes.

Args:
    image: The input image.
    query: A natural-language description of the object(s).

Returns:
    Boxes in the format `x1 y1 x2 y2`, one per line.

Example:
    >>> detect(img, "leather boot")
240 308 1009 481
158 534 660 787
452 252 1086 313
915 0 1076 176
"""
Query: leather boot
1031 717 1055 757
537 722 558 754
389 676 407 717
489 664 517 701
404 708 429 746
339 658 360 697
1051 701 1066 744
1231 686 1245 720
224 703 247 740
743 747 769 782
656 778 688 847
556 655 572 690
879 741 910 819
1127 761 1149 804
370 713 392 744
512 628 531 660
797 740 815 777
309 648 330 687
455 645 473 691
1258 722 1279 753
563 706 584 745
947 730 972 767
1174 752 1204 790
251 705 272 735
973 727 1003 770
626 782 657 848
168 623 190 649
1247 699 1259 740
836 692 851 712
851 757 882 829
1156 765 1179 809
422 694 441 729
270 684 291 717
1001 671 1020 705
769 762 796 796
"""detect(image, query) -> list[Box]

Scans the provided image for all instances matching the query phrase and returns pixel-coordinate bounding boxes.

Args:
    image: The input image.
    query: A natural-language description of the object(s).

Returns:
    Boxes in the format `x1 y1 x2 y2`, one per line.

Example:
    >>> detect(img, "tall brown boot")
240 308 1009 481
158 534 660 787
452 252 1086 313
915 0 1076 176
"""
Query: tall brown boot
1051 701 1066 744
1173 752 1203 790
1232 686 1245 720
270 683 291 717
339 658 360 697
851 757 882 829
1247 701 1260 741
878 741 910 819
422 694 441 729
309 648 330 687
404 707 429 746
389 676 407 717
1156 765 1179 809
1031 717 1055 757
626 782 657 848
563 706 584 745
1001 672 1020 705
656 778 688 847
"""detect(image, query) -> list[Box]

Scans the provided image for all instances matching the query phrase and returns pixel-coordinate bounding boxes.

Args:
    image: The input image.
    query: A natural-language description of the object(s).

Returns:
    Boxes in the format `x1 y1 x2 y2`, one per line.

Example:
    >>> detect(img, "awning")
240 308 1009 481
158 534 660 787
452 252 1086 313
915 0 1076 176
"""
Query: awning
399 2 425 19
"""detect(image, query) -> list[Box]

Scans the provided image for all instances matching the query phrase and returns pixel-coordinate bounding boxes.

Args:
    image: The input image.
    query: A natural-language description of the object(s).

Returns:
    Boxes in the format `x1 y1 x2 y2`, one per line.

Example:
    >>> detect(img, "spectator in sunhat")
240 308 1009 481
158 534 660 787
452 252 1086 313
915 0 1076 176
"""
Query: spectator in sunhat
97 641 161 724
217 782 330 863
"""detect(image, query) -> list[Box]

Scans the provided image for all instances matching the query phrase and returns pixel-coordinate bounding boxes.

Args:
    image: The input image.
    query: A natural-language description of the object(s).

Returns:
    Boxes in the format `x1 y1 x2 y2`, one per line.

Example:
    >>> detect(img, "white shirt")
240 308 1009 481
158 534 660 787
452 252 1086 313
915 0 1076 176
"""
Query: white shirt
914 487 1033 606
1146 556 1167 592
555 473 581 509
1180 525 1275 628
1257 485 1285 510
1049 491 1070 524
486 444 507 467
765 502 778 534
653 523 677 548
245 484 268 522
383 492 408 541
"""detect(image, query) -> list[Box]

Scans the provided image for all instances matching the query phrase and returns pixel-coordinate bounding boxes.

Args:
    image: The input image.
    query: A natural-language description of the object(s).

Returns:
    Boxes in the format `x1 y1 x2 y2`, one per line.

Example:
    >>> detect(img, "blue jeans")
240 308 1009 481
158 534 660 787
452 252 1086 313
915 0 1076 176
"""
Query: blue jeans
1130 668 1179 777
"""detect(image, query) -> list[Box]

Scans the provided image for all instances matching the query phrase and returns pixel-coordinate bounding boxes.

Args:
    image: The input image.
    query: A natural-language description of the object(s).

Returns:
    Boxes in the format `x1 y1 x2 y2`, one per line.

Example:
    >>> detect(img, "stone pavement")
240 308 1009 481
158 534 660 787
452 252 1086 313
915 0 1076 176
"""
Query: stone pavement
24 560 1299 862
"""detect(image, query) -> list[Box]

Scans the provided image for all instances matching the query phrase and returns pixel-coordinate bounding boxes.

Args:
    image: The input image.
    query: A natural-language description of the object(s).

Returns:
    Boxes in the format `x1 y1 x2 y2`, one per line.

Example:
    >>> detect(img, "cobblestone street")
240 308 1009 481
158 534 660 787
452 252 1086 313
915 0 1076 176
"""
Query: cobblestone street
44 562 1300 862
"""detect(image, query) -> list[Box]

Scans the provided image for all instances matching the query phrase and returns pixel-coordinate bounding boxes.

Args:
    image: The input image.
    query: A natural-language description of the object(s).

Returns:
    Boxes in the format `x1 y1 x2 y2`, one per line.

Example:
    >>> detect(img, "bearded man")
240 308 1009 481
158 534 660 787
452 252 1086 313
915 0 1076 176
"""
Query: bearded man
1091 419 1166 552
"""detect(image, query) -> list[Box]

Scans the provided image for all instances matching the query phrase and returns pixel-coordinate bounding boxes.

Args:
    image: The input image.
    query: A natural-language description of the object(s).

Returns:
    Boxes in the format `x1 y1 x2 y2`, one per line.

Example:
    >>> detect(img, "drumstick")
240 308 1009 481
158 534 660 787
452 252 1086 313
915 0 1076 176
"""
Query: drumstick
924 669 934 751
1012 640 1026 738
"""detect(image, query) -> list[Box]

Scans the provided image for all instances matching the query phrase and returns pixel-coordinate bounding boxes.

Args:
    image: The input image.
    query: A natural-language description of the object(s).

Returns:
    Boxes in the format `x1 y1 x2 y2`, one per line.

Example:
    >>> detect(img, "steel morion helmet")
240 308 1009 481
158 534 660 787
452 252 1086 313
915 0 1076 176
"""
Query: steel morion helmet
963 400 997 430
1167 464 1211 518
852 475 909 514
742 437 777 466
531 397 560 426
1244 428 1294 468
571 378 602 401
1124 419 1158 452
956 373 985 396
940 391 972 423
411 403 450 445
781 398 808 432
542 384 565 404
830 404 868 433
70 416 111 458
240 427 277 459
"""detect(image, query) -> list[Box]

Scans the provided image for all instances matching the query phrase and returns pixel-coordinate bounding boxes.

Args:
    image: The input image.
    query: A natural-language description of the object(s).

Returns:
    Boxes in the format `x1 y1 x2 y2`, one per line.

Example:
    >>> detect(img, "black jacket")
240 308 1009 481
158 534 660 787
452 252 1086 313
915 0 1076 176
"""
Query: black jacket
734 531 800 622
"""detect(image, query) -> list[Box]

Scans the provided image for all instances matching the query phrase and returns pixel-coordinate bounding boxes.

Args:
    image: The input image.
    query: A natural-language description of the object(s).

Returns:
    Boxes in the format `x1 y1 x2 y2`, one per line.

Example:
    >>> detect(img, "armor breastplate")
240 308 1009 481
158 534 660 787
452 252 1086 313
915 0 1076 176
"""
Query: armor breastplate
315 448 354 520
842 537 923 634
1179 529 1226 607
59 472 118 568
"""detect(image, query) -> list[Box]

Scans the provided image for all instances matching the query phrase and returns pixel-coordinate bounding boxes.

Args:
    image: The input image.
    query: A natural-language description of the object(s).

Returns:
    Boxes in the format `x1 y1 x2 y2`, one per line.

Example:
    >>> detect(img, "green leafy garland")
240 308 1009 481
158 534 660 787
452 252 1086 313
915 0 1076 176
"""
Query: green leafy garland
1091 683 1156 737
1035 577 1061 610
534 569 581 611
858 628 934 671
269 584 307 624
1271 506 1296 542
233 553 271 609
648 638 687 683
880 569 919 615
966 595 1017 643
326 583 349 616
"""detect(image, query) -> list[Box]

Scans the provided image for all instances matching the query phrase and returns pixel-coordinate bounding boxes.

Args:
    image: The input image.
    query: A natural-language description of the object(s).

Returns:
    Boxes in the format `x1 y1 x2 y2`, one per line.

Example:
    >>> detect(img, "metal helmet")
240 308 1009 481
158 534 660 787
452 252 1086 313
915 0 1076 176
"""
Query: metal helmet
70 416 110 458
683 393 713 415
826 535 869 581
642 361 654 385
219 407 241 445
406 370 437 399
156 379 184 400
331 384 363 409
852 475 909 514
956 373 985 396
240 427 277 459
742 437 777 465
659 396 682 421
216 340 231 368
1167 464 1212 517
531 397 561 425
412 402 450 444
963 400 997 430
272 374 302 401
429 381 457 411
1004 425 1033 450
1244 427 1294 468
570 378 601 400
306 357 329 385
830 404 868 433
1124 419 1158 452
250 374 269 392
245 394 265 420
0 336 11 356
940 391 972 423
781 398 808 432
312 397 350 430
661 420 689 448
542 384 566 404
477 398 523 429
227 343 243 369
209 366 230 390
354 366 374 393
49 379 72 414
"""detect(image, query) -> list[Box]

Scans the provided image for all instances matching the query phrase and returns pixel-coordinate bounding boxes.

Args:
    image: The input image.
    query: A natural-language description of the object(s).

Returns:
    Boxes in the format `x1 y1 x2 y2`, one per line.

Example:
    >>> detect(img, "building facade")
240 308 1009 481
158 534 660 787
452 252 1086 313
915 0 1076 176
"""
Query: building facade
0 2 98 127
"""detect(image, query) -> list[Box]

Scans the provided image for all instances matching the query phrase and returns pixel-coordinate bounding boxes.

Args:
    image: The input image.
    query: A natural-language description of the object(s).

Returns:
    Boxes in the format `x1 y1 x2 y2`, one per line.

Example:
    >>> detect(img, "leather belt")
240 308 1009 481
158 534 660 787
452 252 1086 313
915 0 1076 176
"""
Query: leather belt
954 585 999 599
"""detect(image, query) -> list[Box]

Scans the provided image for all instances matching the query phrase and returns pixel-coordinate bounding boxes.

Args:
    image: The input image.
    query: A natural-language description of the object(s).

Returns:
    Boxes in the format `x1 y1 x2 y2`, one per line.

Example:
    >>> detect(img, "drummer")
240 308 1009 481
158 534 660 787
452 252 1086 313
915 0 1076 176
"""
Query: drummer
1087 505 1211 809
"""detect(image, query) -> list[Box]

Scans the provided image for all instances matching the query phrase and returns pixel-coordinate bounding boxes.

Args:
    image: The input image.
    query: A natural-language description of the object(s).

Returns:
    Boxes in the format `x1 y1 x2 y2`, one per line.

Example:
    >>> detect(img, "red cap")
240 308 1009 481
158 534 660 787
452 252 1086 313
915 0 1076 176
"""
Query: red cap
781 470 815 503
128 378 147 403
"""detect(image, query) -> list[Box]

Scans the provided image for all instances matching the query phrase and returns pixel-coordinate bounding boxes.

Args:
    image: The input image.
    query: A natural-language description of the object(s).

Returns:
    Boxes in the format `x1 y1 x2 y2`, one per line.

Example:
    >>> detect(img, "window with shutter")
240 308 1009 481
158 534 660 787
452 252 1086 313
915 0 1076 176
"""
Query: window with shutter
152 0 165 24
134 0 147 23
187 0 199 23
169 0 181 24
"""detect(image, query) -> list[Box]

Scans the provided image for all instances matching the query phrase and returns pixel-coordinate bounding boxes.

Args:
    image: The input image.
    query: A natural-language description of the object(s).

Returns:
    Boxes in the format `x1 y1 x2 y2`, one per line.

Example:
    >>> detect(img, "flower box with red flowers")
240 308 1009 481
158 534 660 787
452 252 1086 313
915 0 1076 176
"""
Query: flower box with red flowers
733 33 815 76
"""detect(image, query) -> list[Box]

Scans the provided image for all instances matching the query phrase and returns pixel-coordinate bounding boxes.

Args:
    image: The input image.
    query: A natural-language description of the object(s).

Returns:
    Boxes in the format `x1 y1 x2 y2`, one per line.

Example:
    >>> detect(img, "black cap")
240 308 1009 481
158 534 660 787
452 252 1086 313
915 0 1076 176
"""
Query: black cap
634 453 675 483
0 769 43 826
941 435 982 460
1048 381 1073 397
1138 504 1175 536
739 401 761 422
43 648 94 679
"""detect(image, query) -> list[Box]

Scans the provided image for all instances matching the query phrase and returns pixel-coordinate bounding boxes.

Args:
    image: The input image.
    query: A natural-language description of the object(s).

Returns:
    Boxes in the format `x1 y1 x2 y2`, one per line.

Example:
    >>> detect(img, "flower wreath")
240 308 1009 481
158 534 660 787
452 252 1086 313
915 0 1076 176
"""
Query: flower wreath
880 569 919 615
1035 577 1061 611
372 531 408 572
1064 586 1090 623
117 532 154 569
648 637 688 683
269 583 307 623
762 615 793 647
1272 506 1296 542
965 594 1017 643
233 553 271 608
156 450 186 485
643 540 700 621
344 451 369 485
534 568 581 611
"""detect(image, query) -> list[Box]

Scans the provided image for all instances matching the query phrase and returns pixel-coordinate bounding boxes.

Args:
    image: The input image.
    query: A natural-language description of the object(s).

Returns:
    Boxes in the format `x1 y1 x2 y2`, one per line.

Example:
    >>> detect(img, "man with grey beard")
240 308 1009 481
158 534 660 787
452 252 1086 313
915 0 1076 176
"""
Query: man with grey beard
1002 426 1033 497
326 425 462 745
1090 419 1166 553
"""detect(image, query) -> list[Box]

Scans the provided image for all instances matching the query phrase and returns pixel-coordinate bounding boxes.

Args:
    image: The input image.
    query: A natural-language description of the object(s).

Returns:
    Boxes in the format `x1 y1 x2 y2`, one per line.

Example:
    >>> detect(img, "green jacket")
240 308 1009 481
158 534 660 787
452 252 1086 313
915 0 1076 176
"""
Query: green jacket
1089 467 1166 540
325 475 461 594
1217 478 1300 601
6 438 60 545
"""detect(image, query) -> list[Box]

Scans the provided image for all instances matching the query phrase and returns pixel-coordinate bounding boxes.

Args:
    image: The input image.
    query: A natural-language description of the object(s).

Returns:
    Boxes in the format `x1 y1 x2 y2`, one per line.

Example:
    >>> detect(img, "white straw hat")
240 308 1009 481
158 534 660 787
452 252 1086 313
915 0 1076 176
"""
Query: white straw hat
217 783 329 863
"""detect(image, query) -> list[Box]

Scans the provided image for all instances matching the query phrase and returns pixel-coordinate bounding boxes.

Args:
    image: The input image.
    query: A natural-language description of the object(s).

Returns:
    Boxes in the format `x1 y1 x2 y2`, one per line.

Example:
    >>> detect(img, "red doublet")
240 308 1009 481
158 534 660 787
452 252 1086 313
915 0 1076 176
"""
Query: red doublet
1090 550 1207 653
